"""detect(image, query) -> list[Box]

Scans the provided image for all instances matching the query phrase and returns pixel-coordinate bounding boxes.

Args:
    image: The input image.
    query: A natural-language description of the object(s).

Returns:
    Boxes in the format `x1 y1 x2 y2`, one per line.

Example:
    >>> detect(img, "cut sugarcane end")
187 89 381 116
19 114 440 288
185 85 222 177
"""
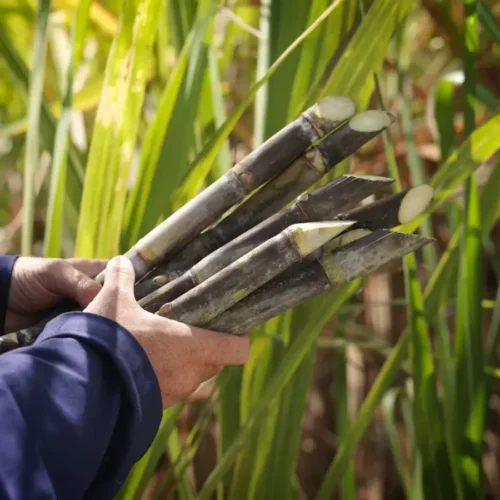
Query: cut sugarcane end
398 184 434 224
349 110 394 132
313 96 356 125
288 221 356 257
323 228 372 253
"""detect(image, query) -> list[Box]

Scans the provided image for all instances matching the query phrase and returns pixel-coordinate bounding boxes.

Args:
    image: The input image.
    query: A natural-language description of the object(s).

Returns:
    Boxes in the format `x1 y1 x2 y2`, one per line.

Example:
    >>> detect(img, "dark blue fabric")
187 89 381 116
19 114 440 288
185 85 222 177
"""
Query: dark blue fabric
0 256 162 499
0 255 18 335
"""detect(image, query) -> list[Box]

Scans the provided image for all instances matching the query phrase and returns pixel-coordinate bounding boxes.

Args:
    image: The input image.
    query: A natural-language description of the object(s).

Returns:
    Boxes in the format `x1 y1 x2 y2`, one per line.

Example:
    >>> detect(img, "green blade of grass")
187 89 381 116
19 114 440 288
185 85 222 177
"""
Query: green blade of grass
198 281 362 500
455 1 486 494
0 25 84 215
316 104 500 500
44 0 92 257
21 0 50 255
316 325 410 500
318 0 412 110
381 389 411 499
478 0 500 46
256 0 310 142
334 346 355 500
120 11 207 249
174 0 344 200
75 0 163 258
115 404 184 500
258 305 320 500
424 155 500 321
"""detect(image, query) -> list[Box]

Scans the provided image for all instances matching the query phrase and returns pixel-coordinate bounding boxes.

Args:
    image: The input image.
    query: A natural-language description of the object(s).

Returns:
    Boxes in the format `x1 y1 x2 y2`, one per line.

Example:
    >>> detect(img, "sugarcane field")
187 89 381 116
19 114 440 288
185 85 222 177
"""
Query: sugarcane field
2 0 500 498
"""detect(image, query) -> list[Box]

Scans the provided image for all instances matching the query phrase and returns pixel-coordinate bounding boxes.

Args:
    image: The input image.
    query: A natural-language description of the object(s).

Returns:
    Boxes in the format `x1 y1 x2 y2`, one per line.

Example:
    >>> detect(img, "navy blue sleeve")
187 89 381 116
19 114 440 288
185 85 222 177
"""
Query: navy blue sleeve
0 255 19 334
0 257 163 500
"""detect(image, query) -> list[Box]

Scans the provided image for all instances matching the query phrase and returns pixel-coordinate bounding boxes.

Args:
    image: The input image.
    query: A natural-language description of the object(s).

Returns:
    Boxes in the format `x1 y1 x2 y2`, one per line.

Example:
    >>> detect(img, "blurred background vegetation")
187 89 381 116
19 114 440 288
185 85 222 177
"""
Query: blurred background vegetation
2 0 500 498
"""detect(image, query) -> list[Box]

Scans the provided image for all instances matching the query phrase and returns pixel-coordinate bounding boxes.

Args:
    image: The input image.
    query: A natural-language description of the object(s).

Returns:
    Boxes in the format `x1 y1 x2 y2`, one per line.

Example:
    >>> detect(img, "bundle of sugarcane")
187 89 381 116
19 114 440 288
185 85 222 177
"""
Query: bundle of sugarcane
0 96 434 354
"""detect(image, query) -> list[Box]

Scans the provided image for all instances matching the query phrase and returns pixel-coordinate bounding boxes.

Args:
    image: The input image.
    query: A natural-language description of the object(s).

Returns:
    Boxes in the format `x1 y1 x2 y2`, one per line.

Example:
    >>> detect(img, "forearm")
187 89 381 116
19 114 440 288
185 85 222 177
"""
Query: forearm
0 312 162 499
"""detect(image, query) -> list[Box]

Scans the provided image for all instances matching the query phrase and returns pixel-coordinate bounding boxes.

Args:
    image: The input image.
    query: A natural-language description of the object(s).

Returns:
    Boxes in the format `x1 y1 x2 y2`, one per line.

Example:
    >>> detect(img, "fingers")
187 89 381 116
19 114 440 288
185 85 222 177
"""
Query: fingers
66 258 108 278
190 325 250 366
49 261 103 308
101 256 136 299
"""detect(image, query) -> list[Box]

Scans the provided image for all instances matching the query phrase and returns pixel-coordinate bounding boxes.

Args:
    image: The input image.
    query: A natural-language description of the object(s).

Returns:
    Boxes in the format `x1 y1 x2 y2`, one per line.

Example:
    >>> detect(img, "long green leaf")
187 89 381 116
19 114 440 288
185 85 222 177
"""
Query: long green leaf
198 281 361 500
44 0 92 257
175 0 344 200
455 3 485 495
318 0 412 109
75 0 163 257
120 13 205 249
22 0 50 255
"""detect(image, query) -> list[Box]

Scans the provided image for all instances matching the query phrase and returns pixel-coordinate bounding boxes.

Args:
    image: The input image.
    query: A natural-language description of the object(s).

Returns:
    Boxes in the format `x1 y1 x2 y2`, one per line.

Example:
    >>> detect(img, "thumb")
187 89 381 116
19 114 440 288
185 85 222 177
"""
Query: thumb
101 256 136 299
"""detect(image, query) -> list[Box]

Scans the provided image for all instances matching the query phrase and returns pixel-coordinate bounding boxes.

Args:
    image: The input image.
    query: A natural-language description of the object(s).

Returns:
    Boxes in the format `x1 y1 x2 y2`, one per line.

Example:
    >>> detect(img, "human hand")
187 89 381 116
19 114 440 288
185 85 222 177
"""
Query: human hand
6 256 108 332
84 256 250 408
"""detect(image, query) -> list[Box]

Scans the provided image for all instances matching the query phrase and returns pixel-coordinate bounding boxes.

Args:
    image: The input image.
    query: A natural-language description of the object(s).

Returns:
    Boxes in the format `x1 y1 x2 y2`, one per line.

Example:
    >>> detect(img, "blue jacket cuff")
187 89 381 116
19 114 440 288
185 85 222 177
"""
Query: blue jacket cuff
0 255 19 335
36 311 162 464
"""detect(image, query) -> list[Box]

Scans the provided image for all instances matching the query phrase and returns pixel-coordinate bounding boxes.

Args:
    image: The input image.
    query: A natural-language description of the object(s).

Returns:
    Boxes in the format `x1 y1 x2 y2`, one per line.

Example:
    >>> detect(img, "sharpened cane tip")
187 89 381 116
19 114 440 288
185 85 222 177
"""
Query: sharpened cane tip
288 221 355 256
349 110 394 132
314 96 356 125
323 228 373 253
398 184 434 224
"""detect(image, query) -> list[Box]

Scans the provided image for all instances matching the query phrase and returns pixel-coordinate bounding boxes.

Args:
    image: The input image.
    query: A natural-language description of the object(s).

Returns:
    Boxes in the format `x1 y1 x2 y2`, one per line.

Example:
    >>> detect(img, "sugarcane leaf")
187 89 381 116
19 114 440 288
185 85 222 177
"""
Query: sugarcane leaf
0 23 84 213
434 79 456 165
254 0 311 144
287 0 357 122
381 388 412 498
74 0 163 258
44 0 92 257
115 404 184 500
316 326 410 499
120 11 206 249
174 0 344 202
404 252 452 499
333 346 355 500
478 0 500 46
256 306 317 500
21 0 50 255
197 281 361 500
318 0 412 109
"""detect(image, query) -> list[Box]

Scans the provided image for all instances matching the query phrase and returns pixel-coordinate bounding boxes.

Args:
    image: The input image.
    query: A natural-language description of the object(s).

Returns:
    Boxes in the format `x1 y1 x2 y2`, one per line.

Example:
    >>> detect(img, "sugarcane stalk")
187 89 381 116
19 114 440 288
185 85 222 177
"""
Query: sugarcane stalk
135 174 394 306
0 96 355 352
204 230 433 334
119 95 356 281
137 110 395 290
324 184 434 251
336 184 434 230
155 221 354 326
